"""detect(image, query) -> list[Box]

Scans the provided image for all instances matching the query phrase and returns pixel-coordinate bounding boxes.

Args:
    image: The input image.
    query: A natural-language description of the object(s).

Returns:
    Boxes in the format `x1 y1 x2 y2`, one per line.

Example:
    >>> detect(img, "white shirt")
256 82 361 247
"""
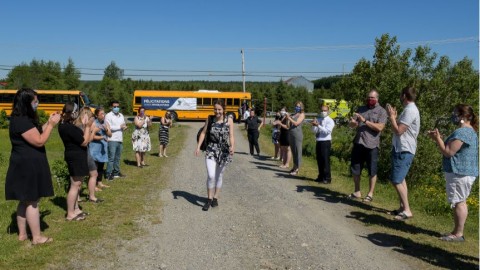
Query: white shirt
312 116 335 141
392 102 420 154
105 111 126 142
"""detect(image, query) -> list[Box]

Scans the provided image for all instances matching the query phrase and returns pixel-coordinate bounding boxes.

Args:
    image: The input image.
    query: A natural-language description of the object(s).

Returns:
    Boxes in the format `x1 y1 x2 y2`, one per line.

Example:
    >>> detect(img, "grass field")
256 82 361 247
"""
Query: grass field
0 122 478 269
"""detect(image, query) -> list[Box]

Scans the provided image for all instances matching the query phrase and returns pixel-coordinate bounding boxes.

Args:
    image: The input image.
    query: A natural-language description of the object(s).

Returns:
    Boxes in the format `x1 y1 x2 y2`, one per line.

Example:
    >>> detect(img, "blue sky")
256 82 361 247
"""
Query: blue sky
1 0 478 82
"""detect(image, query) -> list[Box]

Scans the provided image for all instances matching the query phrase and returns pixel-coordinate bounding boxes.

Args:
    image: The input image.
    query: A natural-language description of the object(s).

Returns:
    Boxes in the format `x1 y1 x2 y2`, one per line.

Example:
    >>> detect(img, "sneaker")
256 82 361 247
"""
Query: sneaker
114 173 127 178
211 198 218 207
107 174 114 181
202 199 212 211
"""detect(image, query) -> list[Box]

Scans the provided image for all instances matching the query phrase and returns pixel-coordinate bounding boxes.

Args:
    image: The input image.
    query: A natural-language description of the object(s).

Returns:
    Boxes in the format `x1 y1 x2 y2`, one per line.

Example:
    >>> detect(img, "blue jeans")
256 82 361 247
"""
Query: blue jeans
106 141 123 176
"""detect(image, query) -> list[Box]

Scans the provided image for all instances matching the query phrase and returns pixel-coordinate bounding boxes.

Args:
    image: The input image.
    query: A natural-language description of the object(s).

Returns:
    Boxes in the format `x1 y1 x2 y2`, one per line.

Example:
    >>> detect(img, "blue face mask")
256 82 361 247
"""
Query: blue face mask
451 114 461 125
294 106 301 113
32 102 39 112
113 107 120 114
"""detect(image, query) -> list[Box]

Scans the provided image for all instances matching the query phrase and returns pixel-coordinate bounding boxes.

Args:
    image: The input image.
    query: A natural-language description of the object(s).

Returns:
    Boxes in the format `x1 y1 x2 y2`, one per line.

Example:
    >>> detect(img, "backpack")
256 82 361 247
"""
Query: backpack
197 115 214 151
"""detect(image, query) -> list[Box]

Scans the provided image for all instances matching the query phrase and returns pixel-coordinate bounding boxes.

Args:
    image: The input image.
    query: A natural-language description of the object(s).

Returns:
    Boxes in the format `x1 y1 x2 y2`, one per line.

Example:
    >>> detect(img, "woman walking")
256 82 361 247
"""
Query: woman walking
5 88 60 244
428 104 478 241
158 111 172 157
195 99 235 211
132 106 152 167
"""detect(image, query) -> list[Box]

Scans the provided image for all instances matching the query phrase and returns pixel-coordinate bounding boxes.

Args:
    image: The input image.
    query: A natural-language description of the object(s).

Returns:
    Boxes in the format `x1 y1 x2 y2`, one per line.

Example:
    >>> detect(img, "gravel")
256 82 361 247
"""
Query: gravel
100 122 417 270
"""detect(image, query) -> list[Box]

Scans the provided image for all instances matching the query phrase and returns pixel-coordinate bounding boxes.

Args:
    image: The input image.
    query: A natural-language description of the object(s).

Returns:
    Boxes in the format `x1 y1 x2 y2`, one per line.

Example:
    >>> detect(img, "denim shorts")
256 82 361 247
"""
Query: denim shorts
445 172 476 207
390 150 414 184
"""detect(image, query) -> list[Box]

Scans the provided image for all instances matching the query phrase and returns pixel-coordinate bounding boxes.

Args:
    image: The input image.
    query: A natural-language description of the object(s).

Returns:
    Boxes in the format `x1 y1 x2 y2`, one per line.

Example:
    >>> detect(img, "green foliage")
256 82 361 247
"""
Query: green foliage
51 159 70 194
0 110 9 129
36 109 49 126
6 59 66 89
103 61 124 80
63 58 81 90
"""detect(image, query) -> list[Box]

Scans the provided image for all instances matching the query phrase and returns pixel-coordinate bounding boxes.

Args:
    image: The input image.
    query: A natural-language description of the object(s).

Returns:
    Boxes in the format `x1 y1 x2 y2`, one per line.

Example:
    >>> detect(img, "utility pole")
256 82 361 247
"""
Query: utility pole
241 49 245 93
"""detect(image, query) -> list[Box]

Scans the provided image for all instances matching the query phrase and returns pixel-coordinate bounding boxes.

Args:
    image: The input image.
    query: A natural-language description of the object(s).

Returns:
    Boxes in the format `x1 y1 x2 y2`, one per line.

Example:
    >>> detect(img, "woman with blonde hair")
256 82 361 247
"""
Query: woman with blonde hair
274 107 292 168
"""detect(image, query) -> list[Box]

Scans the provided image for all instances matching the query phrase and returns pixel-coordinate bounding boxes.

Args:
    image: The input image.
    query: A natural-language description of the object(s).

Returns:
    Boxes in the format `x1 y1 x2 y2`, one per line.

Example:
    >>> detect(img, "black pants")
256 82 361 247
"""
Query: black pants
247 129 260 155
95 161 105 182
316 140 331 182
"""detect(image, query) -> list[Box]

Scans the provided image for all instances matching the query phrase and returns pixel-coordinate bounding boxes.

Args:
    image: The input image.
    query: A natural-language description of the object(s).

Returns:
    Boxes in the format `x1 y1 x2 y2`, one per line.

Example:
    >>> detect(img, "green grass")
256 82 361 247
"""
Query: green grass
258 126 479 269
0 123 187 269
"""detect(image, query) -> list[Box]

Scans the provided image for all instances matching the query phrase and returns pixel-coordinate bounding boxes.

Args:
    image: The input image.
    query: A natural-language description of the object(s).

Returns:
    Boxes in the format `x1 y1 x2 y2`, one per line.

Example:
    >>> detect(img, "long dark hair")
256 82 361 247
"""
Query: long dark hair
455 104 478 132
11 88 40 128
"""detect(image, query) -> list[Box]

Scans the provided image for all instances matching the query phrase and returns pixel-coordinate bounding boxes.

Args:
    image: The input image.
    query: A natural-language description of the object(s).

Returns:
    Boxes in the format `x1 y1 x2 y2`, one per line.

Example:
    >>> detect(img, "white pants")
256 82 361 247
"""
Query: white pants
205 158 226 189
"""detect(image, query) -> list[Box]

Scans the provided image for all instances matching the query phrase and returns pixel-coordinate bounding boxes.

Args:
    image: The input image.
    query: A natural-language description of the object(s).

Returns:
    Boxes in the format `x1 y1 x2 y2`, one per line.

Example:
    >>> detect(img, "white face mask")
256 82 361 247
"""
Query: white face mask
320 111 329 118
280 110 286 116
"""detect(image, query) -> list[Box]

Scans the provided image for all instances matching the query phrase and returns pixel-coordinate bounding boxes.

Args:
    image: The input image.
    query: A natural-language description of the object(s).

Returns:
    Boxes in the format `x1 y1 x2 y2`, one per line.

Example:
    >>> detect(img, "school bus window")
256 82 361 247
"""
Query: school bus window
203 98 212 105
135 97 141 104
233 98 240 106
197 98 202 106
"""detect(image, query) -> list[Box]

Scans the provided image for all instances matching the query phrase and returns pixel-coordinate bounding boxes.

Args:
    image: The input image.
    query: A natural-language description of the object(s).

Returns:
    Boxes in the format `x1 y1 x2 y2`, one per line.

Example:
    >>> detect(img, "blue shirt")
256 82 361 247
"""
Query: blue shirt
442 127 479 177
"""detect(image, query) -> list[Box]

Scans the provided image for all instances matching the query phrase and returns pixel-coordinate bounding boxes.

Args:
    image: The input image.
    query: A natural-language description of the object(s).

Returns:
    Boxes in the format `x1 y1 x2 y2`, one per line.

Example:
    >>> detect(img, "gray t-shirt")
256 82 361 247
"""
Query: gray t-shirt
392 102 420 154
354 104 387 149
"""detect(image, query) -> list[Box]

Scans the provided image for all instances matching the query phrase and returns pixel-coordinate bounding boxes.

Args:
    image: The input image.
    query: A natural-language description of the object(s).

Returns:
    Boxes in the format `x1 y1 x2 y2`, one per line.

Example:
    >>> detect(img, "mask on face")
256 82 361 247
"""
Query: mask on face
451 114 461 125
113 107 120 114
294 106 301 113
280 110 286 116
139 111 145 116
31 102 39 112
367 99 377 107
320 111 329 118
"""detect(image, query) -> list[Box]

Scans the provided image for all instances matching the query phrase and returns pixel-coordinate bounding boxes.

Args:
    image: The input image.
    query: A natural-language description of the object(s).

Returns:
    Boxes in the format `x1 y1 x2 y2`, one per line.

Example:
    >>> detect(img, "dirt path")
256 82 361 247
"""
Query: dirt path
108 122 416 270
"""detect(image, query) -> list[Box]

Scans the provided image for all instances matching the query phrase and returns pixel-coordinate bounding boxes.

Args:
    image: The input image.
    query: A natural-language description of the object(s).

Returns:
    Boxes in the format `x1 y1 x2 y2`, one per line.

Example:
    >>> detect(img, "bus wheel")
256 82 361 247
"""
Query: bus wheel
226 112 236 122
169 111 178 122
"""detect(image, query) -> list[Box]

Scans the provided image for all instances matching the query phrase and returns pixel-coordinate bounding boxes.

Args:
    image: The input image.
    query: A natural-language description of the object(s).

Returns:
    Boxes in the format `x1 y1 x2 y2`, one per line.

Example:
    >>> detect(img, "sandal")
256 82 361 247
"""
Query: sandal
289 169 299 176
440 235 465 242
362 195 373 203
32 237 53 245
66 213 86 221
346 193 361 200
394 211 413 221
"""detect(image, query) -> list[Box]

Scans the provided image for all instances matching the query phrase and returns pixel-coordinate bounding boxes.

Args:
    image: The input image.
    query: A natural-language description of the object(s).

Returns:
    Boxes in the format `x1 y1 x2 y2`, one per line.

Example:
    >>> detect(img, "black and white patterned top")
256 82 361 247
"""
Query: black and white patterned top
205 117 232 166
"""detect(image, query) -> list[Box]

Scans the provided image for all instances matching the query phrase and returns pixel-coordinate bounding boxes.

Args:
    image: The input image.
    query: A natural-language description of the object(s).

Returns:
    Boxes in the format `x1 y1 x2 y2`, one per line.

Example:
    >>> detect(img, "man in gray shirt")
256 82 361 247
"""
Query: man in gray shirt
347 90 387 203
387 87 420 221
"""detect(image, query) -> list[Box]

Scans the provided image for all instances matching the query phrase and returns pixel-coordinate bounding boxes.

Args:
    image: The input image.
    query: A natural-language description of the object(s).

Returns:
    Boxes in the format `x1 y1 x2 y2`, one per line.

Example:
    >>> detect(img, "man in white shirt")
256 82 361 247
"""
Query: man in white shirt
311 105 335 184
105 100 128 180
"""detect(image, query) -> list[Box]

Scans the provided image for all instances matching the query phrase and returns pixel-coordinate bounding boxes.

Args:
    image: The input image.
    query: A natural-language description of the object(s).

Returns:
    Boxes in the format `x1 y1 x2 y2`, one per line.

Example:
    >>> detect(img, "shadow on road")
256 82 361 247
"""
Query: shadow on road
363 232 479 270
171 190 205 207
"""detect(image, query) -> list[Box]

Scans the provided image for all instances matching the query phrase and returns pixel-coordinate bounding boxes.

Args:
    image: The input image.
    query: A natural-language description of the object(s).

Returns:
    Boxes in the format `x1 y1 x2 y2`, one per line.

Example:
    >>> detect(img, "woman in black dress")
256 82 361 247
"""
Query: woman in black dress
5 88 61 245
58 102 97 221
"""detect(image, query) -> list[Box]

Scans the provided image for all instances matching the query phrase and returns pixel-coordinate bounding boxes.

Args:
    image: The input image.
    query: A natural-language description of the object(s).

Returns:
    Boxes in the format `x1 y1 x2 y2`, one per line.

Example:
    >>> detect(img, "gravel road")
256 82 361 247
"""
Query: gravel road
107 122 416 270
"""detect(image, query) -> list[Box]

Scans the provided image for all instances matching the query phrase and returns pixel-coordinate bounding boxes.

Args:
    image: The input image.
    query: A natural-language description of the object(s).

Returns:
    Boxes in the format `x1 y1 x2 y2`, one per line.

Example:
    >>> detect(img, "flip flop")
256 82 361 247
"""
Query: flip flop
32 237 53 245
362 195 373 203
394 211 413 221
440 235 465 242
66 213 86 221
346 193 361 200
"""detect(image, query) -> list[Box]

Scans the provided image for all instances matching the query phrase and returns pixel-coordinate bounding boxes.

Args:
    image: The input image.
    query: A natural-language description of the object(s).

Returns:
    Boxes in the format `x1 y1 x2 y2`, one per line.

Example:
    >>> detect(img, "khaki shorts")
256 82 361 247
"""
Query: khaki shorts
444 172 476 208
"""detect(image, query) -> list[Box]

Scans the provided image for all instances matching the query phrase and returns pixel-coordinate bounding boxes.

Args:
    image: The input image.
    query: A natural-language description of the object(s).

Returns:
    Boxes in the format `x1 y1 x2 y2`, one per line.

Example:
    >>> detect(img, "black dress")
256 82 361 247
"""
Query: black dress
5 116 54 201
58 122 88 177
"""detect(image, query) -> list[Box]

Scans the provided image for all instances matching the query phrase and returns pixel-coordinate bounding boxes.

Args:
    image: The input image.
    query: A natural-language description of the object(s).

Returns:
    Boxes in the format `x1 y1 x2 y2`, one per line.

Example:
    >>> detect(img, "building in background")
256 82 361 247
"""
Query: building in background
285 76 314 92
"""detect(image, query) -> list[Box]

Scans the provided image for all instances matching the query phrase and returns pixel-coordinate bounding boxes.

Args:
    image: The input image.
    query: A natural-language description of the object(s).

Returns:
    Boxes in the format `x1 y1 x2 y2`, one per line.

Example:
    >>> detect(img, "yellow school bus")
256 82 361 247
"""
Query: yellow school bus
0 89 94 115
133 90 252 121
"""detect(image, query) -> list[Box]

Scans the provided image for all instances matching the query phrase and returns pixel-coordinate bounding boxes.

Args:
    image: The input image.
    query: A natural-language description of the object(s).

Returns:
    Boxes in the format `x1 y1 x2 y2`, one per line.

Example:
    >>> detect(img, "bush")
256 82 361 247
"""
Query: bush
37 109 49 125
0 110 8 129
51 159 70 194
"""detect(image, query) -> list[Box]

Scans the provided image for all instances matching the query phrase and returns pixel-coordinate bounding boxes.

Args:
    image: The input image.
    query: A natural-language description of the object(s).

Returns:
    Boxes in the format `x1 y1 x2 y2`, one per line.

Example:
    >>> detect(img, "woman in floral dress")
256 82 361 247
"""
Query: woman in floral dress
132 106 152 168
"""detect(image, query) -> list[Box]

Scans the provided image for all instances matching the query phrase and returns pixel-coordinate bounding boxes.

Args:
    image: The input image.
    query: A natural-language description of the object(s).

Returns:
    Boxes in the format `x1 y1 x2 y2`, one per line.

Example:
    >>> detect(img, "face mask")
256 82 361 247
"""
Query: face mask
367 99 377 107
280 110 286 116
31 102 38 112
295 106 301 113
113 107 120 114
451 114 461 125
139 111 145 116
320 111 329 118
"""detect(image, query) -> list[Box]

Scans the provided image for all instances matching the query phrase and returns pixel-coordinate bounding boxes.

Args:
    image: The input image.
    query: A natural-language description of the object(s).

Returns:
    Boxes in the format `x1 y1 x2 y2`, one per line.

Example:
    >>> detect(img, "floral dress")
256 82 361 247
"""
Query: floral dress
132 116 151 152
205 118 232 166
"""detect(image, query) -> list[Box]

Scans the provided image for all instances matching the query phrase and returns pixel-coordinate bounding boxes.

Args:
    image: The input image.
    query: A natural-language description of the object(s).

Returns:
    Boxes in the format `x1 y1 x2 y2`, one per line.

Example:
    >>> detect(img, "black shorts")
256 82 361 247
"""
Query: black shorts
350 143 378 176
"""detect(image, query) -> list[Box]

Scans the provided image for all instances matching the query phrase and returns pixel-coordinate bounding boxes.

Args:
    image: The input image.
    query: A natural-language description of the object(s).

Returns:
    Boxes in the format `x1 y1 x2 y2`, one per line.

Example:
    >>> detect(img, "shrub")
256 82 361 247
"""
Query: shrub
51 159 70 194
37 109 49 125
0 110 8 129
